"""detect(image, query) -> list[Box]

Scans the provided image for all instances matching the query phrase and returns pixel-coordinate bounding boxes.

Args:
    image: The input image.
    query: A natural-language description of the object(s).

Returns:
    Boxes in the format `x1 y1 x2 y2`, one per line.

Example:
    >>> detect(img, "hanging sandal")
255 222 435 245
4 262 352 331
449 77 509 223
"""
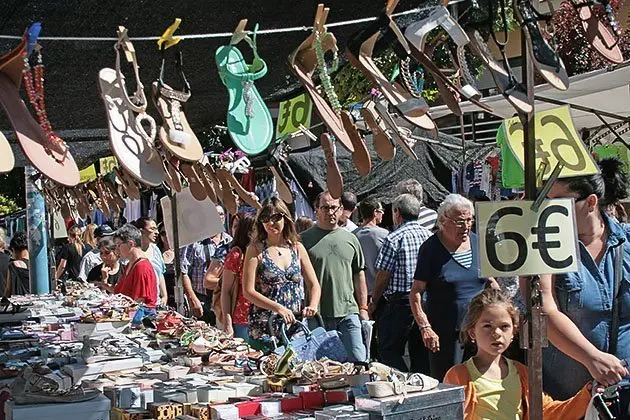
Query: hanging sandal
345 1 435 130
180 162 207 201
114 167 141 200
320 133 344 199
289 5 354 152
217 166 262 210
194 161 218 202
514 0 569 90
340 111 371 176
0 132 14 174
569 0 623 63
267 142 294 204
216 20 273 156
374 100 418 160
98 26 165 187
0 29 79 186
361 101 396 161
212 165 238 214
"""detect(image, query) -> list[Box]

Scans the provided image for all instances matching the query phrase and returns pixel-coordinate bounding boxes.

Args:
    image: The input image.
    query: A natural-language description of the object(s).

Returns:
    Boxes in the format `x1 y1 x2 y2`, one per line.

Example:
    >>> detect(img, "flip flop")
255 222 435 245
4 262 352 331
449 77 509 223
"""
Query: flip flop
320 133 344 199
361 102 396 161
288 6 354 152
345 2 435 131
340 111 371 176
180 162 207 201
98 27 164 187
205 163 225 202
0 33 79 186
216 167 262 210
571 0 623 63
114 167 141 200
216 20 273 156
0 132 14 173
213 166 238 214
374 101 418 160
515 0 569 91
468 31 533 114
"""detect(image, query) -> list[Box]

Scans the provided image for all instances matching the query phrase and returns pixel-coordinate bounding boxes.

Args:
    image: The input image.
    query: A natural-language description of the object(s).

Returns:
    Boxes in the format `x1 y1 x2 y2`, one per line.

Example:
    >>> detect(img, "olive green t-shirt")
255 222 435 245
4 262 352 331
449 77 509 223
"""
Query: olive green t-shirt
301 226 365 318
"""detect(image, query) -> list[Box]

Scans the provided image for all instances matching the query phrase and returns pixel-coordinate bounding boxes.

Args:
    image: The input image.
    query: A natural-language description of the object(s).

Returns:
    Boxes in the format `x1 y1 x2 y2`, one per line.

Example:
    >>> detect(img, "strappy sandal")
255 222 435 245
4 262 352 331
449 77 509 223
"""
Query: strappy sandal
114 167 141 200
158 148 183 193
514 0 569 91
0 132 13 174
289 5 354 152
468 30 533 114
204 163 225 202
570 0 623 63
216 166 262 210
361 101 396 161
0 29 79 186
153 47 203 162
321 133 344 199
345 2 435 131
340 111 371 176
103 178 126 210
211 165 238 214
194 161 218 202
98 26 164 187
216 20 273 156
180 162 208 201
374 100 418 160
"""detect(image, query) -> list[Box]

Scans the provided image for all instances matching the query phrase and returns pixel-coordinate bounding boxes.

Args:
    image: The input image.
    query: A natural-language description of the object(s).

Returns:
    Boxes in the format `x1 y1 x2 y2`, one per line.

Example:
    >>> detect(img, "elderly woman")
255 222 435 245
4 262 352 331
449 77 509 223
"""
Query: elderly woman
86 237 123 286
112 224 158 306
536 157 630 400
410 194 496 380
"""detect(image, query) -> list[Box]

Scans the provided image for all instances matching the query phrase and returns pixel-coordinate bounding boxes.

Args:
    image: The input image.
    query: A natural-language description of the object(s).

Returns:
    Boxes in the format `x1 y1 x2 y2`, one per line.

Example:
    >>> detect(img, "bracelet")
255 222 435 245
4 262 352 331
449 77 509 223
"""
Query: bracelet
418 323 432 330
359 305 369 311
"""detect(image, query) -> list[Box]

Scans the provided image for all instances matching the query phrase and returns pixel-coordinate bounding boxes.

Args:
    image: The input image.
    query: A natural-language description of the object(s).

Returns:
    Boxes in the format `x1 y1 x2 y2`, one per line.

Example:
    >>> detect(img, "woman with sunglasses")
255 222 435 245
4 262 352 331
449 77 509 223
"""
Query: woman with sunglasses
410 194 497 380
536 158 630 402
242 197 321 349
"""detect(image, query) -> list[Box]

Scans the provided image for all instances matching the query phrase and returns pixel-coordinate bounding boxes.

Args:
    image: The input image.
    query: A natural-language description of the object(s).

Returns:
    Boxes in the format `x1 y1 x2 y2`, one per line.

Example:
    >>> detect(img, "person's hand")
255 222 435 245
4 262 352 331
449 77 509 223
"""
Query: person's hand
367 302 377 318
359 309 369 321
224 323 234 336
421 327 440 353
277 306 296 325
160 296 168 307
302 306 317 318
586 351 628 386
190 297 203 318
100 265 111 282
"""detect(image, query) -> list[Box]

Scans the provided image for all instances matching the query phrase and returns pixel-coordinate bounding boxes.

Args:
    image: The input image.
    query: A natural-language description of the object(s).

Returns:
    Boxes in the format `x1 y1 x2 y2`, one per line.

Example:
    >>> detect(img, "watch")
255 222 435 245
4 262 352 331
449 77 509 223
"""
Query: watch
418 323 432 330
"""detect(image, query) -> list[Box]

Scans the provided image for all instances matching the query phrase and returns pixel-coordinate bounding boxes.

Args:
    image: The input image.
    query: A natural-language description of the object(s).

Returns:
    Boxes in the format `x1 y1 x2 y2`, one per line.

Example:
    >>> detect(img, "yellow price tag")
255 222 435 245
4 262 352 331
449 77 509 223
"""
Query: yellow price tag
99 156 119 175
276 93 312 137
79 165 97 183
504 106 600 179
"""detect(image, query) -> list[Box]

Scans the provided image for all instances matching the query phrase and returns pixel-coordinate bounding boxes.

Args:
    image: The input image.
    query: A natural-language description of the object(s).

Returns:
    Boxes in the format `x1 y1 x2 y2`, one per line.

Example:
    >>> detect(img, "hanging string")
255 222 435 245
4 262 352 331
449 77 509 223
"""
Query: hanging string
0 6 433 42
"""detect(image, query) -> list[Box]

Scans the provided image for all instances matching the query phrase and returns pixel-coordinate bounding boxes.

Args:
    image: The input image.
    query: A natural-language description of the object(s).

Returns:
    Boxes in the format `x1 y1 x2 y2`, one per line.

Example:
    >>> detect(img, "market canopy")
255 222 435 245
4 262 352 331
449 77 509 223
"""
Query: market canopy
430 64 630 132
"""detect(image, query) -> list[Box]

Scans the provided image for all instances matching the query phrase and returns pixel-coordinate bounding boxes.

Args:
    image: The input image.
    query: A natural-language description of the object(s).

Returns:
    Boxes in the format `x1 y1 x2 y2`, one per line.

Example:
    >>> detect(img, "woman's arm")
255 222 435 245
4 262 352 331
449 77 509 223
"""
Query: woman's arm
296 243 320 317
158 274 168 306
525 274 628 385
55 259 67 280
410 279 440 353
221 269 237 333
242 245 295 324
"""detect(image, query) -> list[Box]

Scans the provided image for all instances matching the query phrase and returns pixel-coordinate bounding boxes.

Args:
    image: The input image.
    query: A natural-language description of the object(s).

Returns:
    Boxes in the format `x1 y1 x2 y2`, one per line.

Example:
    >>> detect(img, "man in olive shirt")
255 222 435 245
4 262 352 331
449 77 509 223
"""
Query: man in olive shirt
301 191 368 362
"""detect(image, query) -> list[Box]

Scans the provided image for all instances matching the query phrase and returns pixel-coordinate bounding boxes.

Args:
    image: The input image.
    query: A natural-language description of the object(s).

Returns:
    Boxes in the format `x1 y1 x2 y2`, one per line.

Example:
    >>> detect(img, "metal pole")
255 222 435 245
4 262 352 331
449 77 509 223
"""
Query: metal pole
24 166 49 295
170 192 184 314
521 18 544 420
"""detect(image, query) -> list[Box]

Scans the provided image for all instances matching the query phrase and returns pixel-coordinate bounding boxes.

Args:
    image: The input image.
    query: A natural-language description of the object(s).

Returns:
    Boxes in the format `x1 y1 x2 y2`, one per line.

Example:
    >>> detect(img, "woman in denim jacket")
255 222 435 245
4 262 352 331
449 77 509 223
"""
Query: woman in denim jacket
534 158 630 401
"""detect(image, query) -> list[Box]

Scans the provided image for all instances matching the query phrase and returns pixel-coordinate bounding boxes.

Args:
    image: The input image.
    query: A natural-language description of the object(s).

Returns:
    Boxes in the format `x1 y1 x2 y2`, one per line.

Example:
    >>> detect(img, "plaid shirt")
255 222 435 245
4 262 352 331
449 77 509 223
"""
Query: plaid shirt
374 220 432 295
180 233 232 295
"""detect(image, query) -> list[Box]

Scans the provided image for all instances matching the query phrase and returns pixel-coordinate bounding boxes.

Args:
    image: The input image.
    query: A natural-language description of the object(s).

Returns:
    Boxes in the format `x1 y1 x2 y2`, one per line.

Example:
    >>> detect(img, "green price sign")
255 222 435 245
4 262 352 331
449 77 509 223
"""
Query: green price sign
276 93 312 137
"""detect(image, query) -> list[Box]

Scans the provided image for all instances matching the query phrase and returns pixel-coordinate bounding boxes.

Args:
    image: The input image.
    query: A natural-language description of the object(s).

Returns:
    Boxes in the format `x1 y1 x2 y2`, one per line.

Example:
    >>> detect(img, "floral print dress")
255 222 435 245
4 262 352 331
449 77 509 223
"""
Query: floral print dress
248 244 304 341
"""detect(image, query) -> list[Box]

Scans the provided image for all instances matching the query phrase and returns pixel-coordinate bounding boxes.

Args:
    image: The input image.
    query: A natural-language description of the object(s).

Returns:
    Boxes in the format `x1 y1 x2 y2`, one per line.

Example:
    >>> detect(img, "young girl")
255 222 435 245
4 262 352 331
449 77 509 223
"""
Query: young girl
444 289 594 419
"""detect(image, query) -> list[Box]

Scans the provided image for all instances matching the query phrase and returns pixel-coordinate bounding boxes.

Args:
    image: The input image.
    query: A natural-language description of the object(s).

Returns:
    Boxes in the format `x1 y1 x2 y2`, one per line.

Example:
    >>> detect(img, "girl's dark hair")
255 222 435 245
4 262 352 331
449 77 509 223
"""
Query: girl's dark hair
133 217 154 230
231 212 255 251
460 288 520 344
9 231 27 252
559 157 628 207
253 197 299 246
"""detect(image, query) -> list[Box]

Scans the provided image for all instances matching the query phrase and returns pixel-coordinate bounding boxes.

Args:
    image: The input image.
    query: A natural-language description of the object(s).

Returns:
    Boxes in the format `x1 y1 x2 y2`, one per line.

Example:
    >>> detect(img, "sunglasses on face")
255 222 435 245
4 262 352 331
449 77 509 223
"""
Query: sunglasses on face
261 213 285 224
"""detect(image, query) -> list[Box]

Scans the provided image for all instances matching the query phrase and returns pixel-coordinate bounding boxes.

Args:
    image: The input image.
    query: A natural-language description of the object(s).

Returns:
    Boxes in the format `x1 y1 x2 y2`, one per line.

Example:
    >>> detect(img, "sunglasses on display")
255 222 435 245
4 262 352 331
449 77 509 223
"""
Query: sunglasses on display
261 213 285 224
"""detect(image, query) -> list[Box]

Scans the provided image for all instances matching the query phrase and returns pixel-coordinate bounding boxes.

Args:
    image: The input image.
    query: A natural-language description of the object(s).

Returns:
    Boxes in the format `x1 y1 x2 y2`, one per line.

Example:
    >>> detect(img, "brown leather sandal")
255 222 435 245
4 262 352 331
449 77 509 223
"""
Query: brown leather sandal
194 161 218 203
320 133 344 199
361 102 395 161
180 163 207 201
341 111 371 176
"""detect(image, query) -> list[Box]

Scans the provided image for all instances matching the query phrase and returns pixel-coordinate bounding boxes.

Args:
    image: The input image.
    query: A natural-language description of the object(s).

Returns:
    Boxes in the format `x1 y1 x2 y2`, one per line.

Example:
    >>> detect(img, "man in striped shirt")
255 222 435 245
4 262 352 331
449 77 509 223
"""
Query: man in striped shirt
370 194 432 372
395 179 437 230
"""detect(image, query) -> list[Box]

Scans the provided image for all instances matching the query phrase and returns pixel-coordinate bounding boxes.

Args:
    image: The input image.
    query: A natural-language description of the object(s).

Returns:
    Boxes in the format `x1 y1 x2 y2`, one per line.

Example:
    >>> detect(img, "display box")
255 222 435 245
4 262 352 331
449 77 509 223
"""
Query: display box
324 388 353 405
354 383 465 420
191 403 209 420
299 391 325 409
235 400 261 417
104 385 142 409
281 395 304 412
224 382 261 397
148 402 175 420
5 394 111 420
210 403 239 420
110 407 149 420
73 321 131 340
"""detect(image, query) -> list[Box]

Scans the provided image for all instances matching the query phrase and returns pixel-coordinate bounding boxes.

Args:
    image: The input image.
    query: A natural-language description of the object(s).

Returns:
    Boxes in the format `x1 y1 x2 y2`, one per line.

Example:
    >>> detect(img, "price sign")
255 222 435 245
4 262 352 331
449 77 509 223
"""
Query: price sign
476 199 580 277
504 106 600 179
79 165 97 183
276 93 312 137
99 156 118 175
53 212 67 239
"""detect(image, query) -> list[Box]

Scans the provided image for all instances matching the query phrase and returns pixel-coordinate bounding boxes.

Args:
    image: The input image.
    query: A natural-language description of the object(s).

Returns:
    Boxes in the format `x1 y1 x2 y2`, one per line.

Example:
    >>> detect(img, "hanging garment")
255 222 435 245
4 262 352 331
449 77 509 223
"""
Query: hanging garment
497 123 525 188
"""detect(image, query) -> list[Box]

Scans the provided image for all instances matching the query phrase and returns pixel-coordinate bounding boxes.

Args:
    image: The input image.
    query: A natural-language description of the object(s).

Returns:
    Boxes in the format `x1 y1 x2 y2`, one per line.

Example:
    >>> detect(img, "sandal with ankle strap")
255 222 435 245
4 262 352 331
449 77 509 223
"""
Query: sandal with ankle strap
340 111 371 176
216 20 273 156
99 26 164 187
570 0 623 63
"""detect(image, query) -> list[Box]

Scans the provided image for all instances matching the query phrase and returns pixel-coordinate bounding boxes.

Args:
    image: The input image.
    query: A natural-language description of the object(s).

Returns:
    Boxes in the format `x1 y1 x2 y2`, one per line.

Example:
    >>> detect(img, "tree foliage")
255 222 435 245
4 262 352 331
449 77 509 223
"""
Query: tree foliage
0 194 20 216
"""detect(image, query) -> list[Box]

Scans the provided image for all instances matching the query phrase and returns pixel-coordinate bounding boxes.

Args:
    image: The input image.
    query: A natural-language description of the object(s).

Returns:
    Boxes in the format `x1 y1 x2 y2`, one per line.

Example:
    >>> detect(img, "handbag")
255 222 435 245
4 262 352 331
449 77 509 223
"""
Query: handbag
270 314 348 362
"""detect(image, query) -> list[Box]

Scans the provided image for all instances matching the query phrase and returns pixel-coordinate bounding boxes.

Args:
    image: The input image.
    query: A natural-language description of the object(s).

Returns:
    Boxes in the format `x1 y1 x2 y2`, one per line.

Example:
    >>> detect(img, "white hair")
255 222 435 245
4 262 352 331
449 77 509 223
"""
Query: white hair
437 194 474 229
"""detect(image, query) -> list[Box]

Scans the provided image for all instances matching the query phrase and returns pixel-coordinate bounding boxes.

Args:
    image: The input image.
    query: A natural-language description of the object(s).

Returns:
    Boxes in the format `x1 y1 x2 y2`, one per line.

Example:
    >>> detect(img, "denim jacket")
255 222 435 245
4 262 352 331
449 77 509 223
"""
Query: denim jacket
543 213 630 400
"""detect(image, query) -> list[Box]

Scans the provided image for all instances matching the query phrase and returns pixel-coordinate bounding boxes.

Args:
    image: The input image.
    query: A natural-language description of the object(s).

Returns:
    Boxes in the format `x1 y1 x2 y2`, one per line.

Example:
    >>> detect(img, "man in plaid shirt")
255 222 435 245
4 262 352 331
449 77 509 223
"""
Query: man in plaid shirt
370 193 432 372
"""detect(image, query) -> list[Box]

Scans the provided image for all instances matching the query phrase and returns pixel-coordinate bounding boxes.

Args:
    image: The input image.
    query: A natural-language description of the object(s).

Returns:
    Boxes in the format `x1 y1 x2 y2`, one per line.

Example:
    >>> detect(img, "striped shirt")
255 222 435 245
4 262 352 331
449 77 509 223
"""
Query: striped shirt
418 206 438 230
451 249 473 269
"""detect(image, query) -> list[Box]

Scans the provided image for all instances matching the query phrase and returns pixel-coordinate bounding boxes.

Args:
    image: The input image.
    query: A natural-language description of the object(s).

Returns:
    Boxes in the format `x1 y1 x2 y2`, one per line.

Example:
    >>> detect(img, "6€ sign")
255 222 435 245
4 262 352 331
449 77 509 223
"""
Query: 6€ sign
504 106 600 179
476 199 580 277
276 93 312 138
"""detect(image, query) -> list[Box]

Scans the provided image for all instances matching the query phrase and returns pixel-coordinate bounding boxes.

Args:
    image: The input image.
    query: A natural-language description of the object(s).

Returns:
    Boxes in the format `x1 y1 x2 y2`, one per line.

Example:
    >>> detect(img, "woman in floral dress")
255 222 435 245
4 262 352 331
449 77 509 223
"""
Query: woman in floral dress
242 197 321 349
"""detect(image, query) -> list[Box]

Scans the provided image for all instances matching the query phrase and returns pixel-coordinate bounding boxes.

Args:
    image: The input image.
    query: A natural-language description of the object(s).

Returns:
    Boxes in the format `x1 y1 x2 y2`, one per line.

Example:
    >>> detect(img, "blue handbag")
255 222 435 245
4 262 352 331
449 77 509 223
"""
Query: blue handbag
270 314 348 362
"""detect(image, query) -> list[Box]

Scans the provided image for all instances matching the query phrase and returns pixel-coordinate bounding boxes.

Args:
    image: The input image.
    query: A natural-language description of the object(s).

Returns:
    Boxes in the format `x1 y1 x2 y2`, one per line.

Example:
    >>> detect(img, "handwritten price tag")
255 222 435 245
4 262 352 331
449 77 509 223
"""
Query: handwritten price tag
476 199 580 277
276 93 312 137
504 106 600 179
99 156 118 176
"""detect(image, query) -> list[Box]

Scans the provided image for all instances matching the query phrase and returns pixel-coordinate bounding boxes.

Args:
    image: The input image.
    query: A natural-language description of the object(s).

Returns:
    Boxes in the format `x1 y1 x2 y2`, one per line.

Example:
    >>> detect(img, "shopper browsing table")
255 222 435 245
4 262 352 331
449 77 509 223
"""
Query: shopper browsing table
112 224 158 306
135 217 168 306
78 225 115 282
87 237 123 286
301 191 369 362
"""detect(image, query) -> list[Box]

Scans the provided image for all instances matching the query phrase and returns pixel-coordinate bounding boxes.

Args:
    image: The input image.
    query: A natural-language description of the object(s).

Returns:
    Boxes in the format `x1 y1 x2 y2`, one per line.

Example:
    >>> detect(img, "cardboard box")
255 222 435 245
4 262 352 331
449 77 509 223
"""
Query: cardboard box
235 401 260 417
104 385 142 409
191 404 209 420
209 403 239 420
148 402 175 420
281 395 304 412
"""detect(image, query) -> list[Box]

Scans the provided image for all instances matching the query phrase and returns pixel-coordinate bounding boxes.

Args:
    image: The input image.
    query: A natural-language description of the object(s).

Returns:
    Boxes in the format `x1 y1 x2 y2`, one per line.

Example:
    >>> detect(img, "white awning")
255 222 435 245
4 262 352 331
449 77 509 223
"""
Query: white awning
429 65 630 131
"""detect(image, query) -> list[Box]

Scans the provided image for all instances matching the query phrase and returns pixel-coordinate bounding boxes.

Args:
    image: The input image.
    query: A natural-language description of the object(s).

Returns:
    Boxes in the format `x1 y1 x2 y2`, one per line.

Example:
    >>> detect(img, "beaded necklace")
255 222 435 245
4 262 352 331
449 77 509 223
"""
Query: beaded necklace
313 27 341 114
22 44 68 161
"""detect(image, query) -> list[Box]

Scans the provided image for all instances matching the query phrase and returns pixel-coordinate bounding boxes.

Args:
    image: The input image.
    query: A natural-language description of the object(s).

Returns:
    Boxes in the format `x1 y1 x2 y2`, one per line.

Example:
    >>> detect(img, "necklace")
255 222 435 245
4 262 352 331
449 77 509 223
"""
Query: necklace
22 44 68 161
